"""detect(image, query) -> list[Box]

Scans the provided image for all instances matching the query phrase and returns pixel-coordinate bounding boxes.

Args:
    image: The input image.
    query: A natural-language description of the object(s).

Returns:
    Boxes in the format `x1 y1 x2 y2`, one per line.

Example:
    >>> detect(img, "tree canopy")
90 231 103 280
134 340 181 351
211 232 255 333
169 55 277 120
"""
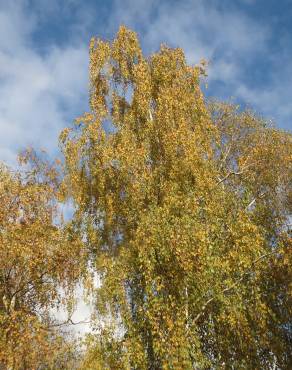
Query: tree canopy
60 27 292 369
1 26 291 369
0 157 83 369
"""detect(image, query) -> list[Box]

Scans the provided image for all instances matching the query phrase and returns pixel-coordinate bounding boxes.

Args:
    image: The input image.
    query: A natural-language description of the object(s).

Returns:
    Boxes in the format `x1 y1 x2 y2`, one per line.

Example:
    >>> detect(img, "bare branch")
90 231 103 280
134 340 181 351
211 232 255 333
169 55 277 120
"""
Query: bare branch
48 317 91 328
245 192 267 211
149 109 153 122
218 143 233 171
196 169 245 204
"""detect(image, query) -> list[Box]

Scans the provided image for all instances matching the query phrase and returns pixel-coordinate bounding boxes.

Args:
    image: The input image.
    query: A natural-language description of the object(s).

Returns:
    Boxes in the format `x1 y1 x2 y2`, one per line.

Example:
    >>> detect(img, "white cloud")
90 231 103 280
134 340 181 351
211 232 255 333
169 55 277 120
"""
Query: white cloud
236 63 292 128
0 0 36 52
0 0 89 165
110 0 268 59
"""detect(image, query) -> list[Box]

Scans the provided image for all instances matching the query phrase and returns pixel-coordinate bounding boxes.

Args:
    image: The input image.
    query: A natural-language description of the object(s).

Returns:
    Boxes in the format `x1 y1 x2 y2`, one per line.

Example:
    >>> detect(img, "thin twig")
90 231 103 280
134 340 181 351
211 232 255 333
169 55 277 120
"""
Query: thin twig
245 192 267 210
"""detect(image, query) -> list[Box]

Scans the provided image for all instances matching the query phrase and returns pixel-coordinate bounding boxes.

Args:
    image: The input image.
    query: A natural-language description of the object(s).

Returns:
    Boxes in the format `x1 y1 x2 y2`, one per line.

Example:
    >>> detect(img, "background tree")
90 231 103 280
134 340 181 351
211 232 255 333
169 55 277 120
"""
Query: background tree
60 26 292 369
0 156 84 370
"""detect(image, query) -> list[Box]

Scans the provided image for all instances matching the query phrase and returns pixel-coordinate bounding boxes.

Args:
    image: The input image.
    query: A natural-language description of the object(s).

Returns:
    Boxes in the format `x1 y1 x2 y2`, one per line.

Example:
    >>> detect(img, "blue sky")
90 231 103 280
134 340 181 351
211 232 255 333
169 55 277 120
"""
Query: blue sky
0 0 291 165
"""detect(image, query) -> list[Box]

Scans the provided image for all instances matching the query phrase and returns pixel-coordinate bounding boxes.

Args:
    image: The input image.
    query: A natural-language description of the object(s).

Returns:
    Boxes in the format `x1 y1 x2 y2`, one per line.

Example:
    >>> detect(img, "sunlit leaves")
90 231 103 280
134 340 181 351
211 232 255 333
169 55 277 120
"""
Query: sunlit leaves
60 27 292 369
0 161 83 369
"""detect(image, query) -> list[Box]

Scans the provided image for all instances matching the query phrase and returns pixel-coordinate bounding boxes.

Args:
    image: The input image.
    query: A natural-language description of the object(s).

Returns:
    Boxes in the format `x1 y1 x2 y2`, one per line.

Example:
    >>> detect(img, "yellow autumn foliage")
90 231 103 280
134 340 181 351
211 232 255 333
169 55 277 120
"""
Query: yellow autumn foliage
60 27 292 369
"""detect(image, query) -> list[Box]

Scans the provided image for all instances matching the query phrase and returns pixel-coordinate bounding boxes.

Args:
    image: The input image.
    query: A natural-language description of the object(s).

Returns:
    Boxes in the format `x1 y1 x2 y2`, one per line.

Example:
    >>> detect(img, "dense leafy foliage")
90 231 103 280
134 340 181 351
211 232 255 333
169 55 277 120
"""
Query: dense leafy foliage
60 27 292 369
1 26 291 369
0 158 83 369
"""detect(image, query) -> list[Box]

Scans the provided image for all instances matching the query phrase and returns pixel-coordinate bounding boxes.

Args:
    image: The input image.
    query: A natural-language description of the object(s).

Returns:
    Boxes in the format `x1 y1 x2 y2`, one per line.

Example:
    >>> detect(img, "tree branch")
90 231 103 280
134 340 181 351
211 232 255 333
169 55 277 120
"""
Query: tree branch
196 169 245 204
245 192 267 211
48 317 91 328
192 250 278 324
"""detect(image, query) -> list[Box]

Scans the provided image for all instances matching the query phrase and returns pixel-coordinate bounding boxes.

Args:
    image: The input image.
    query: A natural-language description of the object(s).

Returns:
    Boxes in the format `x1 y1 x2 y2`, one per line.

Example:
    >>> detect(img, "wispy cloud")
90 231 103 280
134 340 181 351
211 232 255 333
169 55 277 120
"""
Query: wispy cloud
0 0 89 165
109 0 268 62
